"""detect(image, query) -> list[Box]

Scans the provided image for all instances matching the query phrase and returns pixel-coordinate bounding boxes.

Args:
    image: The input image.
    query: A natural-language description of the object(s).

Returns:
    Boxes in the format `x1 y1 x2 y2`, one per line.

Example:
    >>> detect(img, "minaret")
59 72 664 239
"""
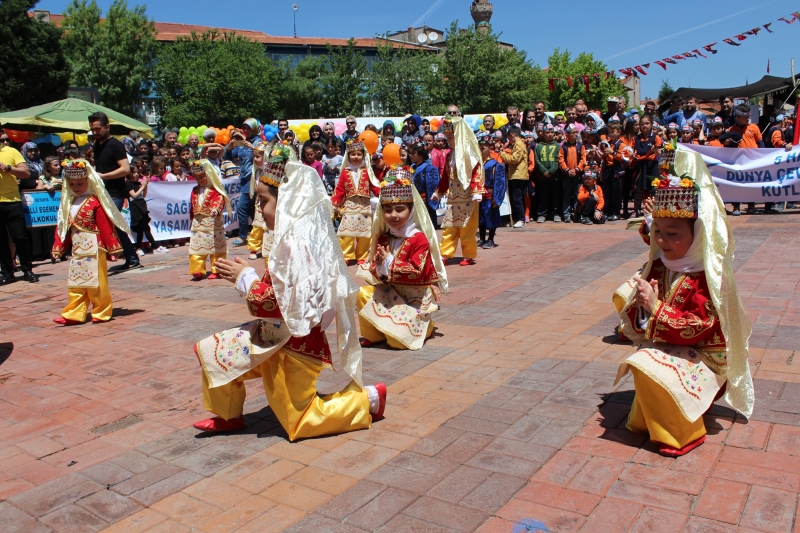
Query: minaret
470 0 493 32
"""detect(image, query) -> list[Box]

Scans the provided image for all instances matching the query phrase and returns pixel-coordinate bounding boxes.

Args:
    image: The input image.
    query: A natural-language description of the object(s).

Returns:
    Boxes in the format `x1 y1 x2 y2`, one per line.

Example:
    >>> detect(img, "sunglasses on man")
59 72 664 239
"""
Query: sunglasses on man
0 137 10 144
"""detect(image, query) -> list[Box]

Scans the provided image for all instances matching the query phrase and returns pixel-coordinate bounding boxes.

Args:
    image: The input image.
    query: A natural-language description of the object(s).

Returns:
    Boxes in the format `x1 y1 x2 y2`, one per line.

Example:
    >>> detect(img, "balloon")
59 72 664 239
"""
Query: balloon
76 134 88 146
179 127 189 135
383 144 402 166
50 134 61 146
430 118 440 129
227 125 234 130
334 122 346 136
198 125 207 135
264 131 275 141
358 130 379 154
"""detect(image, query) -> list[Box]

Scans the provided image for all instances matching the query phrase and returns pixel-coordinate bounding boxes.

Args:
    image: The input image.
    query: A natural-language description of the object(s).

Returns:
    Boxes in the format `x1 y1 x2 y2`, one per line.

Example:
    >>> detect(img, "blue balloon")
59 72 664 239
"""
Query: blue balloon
50 134 62 146
264 131 275 141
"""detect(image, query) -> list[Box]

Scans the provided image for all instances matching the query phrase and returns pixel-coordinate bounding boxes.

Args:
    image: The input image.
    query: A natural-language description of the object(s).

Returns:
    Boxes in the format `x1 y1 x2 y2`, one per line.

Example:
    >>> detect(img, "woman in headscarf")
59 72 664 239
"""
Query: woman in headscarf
382 120 401 144
614 145 753 456
401 115 422 146
121 137 137 159
192 144 386 437
21 142 44 180
302 125 326 157
322 121 337 146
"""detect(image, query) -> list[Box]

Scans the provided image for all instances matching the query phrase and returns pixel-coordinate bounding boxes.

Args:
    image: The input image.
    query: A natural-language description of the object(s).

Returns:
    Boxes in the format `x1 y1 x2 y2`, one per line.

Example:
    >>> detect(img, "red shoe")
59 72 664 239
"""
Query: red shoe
372 382 387 421
360 338 374 347
191 272 204 281
207 273 220 280
617 327 629 342
91 317 109 323
459 258 476 266
658 435 706 457
357 260 366 265
192 415 246 432
53 316 83 325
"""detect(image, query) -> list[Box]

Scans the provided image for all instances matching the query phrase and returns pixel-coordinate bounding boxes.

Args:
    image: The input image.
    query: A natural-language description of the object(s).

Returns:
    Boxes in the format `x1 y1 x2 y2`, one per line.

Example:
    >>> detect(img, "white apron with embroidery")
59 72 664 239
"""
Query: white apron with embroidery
197 318 292 388
67 230 100 289
442 177 476 228
189 214 227 256
337 196 372 237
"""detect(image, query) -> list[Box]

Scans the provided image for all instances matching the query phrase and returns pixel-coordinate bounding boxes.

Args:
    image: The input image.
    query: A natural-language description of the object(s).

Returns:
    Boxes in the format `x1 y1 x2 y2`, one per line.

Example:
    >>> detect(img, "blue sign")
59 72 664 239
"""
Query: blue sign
22 190 61 228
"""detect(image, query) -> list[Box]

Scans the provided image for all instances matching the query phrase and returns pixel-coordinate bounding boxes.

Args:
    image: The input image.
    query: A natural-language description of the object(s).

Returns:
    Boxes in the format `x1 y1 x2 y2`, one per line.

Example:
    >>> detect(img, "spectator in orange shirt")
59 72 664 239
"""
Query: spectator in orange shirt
679 124 699 145
665 122 679 141
728 104 764 149
558 124 587 222
706 118 725 147
577 169 606 225
771 114 794 150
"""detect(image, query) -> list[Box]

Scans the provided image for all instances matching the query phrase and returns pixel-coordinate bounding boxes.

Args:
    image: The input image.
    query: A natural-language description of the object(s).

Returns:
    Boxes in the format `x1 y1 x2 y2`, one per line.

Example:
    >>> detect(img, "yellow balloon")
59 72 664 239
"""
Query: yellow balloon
479 125 486 131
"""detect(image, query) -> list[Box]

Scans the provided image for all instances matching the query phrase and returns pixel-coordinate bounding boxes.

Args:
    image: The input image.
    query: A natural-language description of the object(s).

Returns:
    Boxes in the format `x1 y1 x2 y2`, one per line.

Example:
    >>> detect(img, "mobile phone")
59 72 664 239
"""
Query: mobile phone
234 140 244 147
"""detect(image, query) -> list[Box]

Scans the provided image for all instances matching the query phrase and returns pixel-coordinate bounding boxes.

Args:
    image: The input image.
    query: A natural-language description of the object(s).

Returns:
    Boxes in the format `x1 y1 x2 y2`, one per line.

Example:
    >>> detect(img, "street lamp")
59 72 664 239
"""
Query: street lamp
292 4 298 38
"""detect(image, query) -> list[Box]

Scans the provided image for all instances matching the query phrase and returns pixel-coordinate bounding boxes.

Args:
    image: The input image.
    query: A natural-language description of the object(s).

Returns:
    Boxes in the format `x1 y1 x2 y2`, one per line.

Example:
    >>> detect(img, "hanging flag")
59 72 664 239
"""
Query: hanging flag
548 78 555 91
703 43 718 54
735 34 747 41
582 75 591 92
634 65 648 75
745 27 761 36
663 58 678 64
672 55 686 61
767 58 770 74
723 38 741 46
779 13 798 24
619 68 635 77
793 94 800 145
566 76 573 88
655 60 668 70
693 49 707 58
642 63 651 69
763 23 774 32
593 74 601 88
683 52 697 58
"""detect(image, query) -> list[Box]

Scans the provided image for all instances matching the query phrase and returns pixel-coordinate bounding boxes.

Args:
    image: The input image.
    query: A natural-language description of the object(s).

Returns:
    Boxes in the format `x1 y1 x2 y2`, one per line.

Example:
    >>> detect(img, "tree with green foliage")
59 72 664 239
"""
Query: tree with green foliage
544 49 624 111
0 0 70 112
316 39 370 118
152 30 280 127
61 0 156 114
275 56 325 119
367 40 442 116
658 79 674 103
436 22 547 115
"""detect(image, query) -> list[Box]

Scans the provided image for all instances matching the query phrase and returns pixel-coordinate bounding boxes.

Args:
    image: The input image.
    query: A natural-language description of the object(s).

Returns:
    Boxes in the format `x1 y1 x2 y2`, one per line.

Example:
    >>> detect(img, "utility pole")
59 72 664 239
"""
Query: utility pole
293 4 298 38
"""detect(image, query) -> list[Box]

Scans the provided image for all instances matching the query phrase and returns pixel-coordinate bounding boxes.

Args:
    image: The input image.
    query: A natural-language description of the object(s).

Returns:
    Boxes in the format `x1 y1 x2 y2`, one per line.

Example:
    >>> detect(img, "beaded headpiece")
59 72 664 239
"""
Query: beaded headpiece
260 142 292 188
346 138 367 154
189 160 205 176
651 139 698 219
379 165 414 204
60 159 88 180
442 116 454 133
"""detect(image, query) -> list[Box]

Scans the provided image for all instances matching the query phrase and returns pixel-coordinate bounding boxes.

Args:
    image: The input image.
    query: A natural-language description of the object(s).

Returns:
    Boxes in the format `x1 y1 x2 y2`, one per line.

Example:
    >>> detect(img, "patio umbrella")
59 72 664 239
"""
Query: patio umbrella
0 98 154 139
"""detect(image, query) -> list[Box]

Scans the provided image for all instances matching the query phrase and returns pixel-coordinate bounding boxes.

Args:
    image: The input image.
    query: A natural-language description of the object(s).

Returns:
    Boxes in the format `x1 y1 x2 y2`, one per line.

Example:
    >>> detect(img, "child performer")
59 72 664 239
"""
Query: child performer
52 159 131 325
247 144 274 263
432 114 484 266
188 159 232 280
613 146 754 457
193 144 386 438
356 166 448 350
477 132 506 249
331 139 380 264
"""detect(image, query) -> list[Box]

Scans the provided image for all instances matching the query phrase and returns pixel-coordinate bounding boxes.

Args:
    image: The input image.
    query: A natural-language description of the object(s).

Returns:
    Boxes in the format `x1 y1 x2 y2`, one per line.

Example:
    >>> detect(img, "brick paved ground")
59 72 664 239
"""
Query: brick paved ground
1 213 799 533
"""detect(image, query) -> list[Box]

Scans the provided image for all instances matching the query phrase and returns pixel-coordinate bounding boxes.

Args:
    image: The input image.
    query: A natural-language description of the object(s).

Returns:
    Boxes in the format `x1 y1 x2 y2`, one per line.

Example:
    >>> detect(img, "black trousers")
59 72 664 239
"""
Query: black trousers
602 171 623 216
0 201 34 269
561 173 580 218
581 197 606 223
536 176 560 218
508 180 528 223
622 168 634 216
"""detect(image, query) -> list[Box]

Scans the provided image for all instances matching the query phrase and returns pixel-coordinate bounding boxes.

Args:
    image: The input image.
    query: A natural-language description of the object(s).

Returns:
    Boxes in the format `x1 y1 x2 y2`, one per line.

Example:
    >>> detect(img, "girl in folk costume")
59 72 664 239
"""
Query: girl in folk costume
331 138 381 264
431 114 485 266
613 145 754 457
246 143 275 264
476 132 507 250
193 146 386 438
51 160 131 325
356 166 448 350
188 159 232 280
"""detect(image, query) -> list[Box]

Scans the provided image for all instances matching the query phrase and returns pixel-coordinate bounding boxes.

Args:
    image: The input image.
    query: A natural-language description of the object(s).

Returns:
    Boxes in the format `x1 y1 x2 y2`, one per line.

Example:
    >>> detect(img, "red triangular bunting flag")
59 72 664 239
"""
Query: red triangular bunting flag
566 76 573 87
693 49 707 58
735 34 747 41
779 14 798 24
748 27 761 36
663 58 677 64
683 52 697 58
634 65 647 75
764 23 774 32
642 63 650 69
723 38 740 46
655 60 668 70
581 75 590 92
548 78 555 91
703 43 718 54
672 55 686 61
619 68 635 77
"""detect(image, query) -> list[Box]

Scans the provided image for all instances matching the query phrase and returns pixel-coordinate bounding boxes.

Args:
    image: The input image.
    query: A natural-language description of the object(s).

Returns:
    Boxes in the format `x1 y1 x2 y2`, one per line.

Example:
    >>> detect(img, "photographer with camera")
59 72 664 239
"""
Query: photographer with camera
223 118 260 246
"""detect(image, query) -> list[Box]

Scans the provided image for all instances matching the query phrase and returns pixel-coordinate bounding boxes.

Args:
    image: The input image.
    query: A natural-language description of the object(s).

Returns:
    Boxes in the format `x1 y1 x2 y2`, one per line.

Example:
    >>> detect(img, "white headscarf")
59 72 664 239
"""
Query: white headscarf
198 159 232 216
341 143 380 189
268 160 363 386
447 115 484 190
658 218 705 273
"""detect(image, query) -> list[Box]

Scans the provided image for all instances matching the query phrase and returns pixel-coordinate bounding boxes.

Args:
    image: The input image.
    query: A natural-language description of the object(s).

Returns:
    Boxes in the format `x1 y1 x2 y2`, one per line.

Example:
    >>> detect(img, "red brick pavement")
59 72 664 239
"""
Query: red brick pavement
0 213 798 532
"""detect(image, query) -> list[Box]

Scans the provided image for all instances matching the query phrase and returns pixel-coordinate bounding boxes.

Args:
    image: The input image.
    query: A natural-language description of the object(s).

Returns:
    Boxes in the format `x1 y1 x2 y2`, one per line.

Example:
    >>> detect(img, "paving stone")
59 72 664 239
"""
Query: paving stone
344 487 418 530
317 479 388 521
0 501 53 533
75 489 143 524
402 496 487 533
459 472 527 513
39 504 108 532
8 472 103 517
739 485 797 532
127 470 204 507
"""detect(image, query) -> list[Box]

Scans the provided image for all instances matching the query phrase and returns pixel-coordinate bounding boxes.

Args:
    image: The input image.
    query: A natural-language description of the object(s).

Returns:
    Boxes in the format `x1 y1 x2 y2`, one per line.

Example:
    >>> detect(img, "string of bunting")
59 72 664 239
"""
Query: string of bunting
546 10 800 91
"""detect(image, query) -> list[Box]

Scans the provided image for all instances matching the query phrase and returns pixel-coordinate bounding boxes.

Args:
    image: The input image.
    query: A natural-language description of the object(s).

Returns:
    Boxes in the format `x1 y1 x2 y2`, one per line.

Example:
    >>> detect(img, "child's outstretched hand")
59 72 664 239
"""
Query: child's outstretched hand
642 197 655 216
633 274 659 313
215 257 247 284
374 244 389 265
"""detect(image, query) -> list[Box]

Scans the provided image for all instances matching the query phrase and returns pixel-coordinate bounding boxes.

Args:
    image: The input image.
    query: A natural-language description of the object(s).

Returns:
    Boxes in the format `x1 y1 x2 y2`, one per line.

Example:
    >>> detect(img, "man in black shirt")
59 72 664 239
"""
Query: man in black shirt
89 112 139 269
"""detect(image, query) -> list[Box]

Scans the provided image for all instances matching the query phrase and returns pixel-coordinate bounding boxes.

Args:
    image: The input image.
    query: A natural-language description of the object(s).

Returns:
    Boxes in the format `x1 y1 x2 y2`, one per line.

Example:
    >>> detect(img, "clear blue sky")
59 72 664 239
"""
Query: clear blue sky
36 0 800 103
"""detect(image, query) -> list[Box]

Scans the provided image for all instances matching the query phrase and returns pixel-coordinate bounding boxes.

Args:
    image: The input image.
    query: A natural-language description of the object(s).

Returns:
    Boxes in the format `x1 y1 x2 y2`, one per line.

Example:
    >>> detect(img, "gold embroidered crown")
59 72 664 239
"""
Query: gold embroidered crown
650 140 699 219
259 142 292 188
346 138 367 154
189 160 205 176
61 159 88 180
380 166 414 204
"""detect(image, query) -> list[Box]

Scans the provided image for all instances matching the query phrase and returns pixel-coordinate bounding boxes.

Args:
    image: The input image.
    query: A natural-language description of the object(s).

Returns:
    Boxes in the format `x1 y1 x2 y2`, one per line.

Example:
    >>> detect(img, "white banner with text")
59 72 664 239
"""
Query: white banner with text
685 145 800 202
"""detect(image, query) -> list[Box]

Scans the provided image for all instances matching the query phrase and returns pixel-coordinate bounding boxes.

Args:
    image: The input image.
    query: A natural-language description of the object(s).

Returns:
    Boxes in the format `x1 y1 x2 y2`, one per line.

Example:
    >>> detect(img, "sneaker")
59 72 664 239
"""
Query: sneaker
231 238 246 246
536 216 545 223
513 220 525 228
249 252 258 260
746 207 756 215
553 215 561 223
732 210 741 216
482 240 494 249
477 239 485 248
563 215 571 223
581 217 592 225
153 246 169 254
607 215 619 221
135 249 145 257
